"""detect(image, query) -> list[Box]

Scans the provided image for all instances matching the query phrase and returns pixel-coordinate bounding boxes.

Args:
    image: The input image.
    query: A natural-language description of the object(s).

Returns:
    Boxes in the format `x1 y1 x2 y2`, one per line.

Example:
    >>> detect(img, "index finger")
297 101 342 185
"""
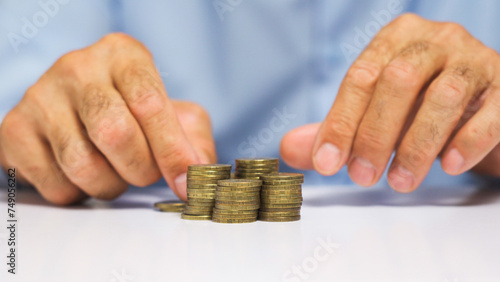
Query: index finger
108 36 200 200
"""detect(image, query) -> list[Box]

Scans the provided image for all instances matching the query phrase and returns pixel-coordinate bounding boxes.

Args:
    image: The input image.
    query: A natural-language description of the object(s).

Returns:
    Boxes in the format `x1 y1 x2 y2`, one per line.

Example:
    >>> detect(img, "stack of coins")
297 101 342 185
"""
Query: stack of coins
235 158 279 180
259 173 304 222
154 200 185 212
212 179 262 224
182 164 232 221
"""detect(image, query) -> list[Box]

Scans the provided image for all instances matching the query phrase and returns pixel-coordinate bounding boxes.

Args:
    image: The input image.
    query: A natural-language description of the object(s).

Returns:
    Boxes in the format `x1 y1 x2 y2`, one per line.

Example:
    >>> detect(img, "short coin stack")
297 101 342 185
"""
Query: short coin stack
182 164 232 221
212 179 262 223
259 173 304 222
235 158 279 180
154 200 186 212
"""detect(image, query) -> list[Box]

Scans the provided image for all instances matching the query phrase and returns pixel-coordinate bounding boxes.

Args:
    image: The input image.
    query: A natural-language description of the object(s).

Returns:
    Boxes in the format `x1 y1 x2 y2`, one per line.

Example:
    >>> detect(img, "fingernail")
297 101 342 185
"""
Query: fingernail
174 173 187 200
388 165 414 192
314 143 341 175
444 148 465 174
349 157 376 186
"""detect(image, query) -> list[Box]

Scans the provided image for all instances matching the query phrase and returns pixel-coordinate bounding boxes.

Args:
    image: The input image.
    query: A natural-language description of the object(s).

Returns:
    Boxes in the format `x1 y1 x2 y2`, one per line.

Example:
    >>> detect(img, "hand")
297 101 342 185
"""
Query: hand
0 33 216 205
281 14 500 192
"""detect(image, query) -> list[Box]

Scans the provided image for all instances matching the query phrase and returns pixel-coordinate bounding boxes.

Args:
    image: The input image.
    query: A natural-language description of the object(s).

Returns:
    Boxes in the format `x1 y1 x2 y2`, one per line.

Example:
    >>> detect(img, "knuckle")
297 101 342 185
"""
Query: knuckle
442 22 468 36
90 116 136 148
345 61 381 92
101 32 134 43
325 114 358 143
80 85 113 120
132 171 161 187
392 13 422 27
128 86 166 120
91 183 127 201
57 137 97 180
0 110 21 139
44 188 84 206
427 74 467 110
98 33 150 55
461 123 490 148
23 85 46 111
55 50 88 81
399 140 434 169
157 143 190 172
365 38 393 58
355 127 390 152
382 59 421 87
398 41 431 57
180 101 211 123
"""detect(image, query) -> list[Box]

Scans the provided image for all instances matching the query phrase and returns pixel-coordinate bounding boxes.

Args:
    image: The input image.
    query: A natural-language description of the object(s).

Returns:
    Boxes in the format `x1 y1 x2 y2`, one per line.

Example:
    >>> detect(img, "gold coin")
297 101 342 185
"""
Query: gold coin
235 167 278 172
261 184 302 189
215 186 260 195
187 172 231 177
187 184 218 189
212 213 258 219
215 199 260 205
235 176 262 180
184 204 214 210
187 180 221 185
181 213 212 220
217 179 262 187
187 175 231 180
153 201 186 212
261 194 303 199
235 158 278 164
186 200 215 206
259 210 300 217
183 210 212 216
212 217 257 224
188 164 232 171
259 207 301 212
215 193 260 198
215 204 260 210
215 195 260 201
212 208 257 215
261 199 302 205
262 180 304 185
260 190 302 195
186 188 217 193
258 215 301 222
260 172 304 180
260 203 302 209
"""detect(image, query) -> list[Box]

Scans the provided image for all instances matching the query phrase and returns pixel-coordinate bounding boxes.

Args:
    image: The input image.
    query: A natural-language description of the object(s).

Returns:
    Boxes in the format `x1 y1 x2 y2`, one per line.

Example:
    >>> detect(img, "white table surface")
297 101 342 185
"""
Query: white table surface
1 183 499 282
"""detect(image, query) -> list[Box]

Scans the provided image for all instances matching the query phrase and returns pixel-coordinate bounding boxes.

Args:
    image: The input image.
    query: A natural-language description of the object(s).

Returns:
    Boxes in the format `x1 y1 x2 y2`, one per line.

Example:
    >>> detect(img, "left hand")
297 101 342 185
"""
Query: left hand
281 13 500 192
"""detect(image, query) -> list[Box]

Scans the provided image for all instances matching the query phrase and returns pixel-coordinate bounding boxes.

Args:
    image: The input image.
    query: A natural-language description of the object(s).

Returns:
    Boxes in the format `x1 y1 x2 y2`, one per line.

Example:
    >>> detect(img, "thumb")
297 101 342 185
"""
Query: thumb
280 123 320 170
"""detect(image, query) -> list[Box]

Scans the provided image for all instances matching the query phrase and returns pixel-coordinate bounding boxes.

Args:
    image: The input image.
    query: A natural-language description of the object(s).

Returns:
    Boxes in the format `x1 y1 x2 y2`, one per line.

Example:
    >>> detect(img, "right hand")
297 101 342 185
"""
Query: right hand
0 33 216 205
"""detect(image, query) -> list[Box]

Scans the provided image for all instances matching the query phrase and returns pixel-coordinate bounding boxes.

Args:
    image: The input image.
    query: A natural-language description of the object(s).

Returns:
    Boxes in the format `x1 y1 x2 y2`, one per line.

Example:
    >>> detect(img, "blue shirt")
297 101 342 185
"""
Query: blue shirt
1 0 498 188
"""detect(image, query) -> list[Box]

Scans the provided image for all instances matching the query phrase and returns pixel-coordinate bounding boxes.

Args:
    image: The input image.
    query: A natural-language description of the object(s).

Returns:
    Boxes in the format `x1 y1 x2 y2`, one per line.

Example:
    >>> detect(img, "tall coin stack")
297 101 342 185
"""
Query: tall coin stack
235 158 279 180
182 164 232 221
259 173 304 222
212 179 262 223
